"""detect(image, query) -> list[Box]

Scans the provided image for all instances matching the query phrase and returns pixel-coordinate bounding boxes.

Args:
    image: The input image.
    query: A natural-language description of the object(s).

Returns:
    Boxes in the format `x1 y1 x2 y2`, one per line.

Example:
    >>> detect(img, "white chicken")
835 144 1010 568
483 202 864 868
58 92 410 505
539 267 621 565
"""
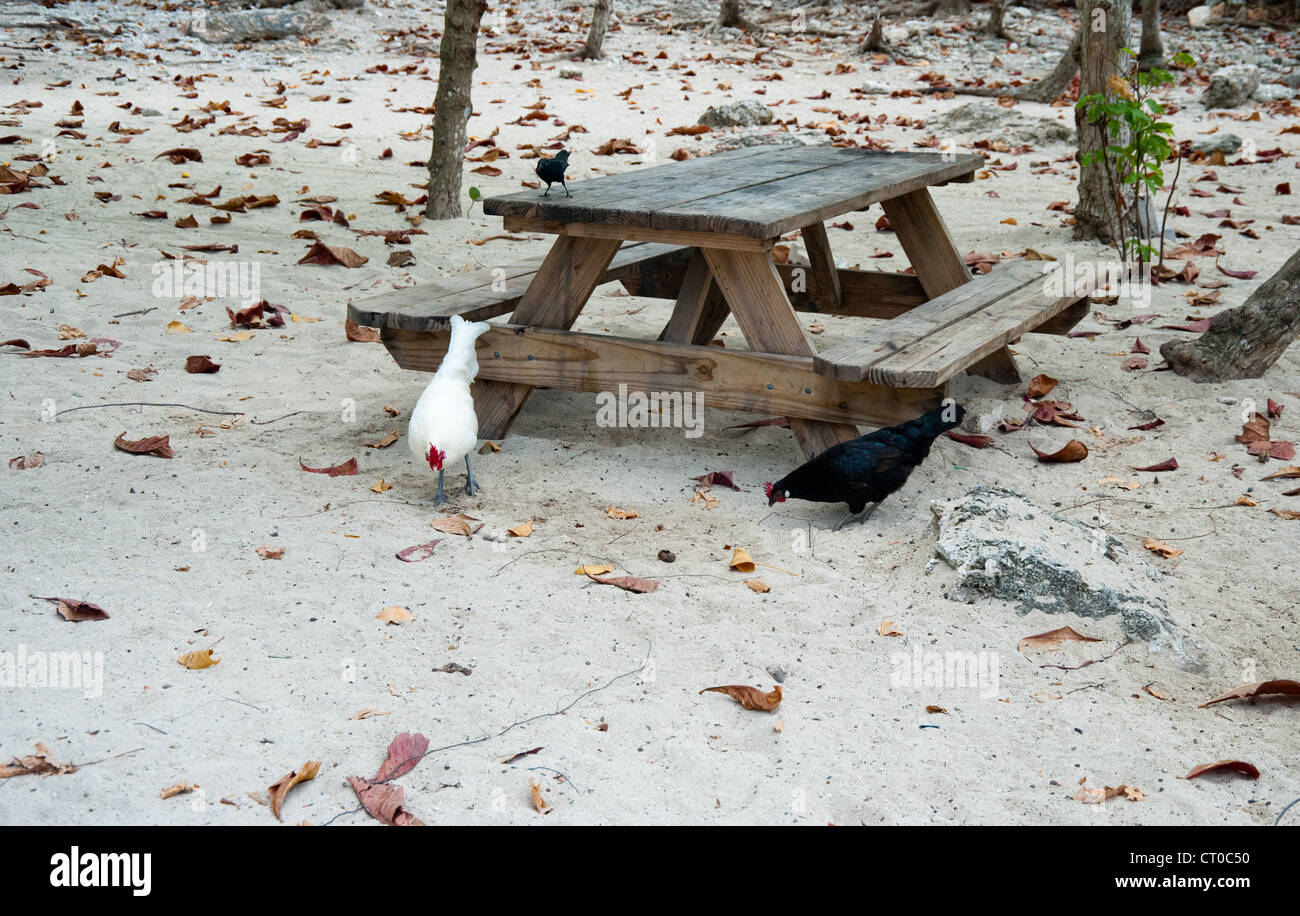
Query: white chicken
407 314 491 505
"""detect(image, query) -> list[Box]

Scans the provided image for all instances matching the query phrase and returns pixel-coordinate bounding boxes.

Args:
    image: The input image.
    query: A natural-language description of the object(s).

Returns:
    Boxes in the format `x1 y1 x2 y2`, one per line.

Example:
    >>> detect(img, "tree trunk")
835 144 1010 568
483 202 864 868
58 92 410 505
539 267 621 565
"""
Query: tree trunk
1018 27 1081 102
1138 0 1165 70
1161 249 1300 381
983 0 1009 38
861 13 890 52
581 0 612 60
1073 0 1131 244
425 0 487 220
719 0 745 27
932 0 971 16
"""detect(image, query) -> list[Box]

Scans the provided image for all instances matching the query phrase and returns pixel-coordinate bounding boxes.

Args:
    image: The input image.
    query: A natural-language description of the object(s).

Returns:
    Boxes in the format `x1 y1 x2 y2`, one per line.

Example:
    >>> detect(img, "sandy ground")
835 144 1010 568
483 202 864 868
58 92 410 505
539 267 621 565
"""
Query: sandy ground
1 0 1298 825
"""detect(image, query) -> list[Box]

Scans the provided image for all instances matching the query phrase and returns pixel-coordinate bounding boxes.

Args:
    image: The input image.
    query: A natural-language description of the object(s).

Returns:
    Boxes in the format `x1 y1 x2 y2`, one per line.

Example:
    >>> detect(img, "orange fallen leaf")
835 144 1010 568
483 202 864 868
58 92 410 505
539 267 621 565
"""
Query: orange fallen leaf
268 760 321 821
1199 679 1300 707
700 684 783 711
1184 759 1259 780
178 648 220 669
376 606 413 625
1017 626 1102 651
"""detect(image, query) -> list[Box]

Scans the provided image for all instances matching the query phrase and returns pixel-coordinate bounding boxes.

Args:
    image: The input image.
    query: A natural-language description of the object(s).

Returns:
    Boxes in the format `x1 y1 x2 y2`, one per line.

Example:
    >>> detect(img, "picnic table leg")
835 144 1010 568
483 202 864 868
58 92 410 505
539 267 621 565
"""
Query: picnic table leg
471 235 622 439
881 188 1023 385
658 248 730 346
799 221 843 313
701 247 860 460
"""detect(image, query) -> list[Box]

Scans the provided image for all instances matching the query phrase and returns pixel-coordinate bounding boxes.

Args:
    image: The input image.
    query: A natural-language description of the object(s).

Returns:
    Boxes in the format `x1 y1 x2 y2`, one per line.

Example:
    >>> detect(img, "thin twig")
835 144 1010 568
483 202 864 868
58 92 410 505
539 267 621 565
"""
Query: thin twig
54 402 245 419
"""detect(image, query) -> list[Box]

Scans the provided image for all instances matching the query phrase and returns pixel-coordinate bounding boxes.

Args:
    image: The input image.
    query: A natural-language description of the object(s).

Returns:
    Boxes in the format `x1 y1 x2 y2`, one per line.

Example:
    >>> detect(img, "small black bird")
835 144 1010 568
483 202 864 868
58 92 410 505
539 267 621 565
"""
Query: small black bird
765 403 965 530
535 149 572 197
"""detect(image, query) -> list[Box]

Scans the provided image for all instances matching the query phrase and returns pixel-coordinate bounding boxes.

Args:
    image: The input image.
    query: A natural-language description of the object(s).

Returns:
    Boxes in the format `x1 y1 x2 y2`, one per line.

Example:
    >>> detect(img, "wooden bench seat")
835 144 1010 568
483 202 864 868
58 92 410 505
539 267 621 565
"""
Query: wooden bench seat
812 260 1088 387
347 241 693 331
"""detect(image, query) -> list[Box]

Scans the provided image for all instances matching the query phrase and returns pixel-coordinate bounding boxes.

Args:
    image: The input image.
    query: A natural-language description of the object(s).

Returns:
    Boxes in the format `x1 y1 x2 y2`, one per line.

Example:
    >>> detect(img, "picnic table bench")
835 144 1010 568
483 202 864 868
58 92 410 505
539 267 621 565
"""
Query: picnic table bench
349 147 1088 459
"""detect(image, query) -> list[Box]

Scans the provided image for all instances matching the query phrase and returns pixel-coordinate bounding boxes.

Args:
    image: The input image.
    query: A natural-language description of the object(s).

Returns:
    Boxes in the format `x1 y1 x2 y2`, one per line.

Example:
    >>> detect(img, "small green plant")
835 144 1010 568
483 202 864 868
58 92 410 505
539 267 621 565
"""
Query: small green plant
467 185 482 213
1077 50 1194 268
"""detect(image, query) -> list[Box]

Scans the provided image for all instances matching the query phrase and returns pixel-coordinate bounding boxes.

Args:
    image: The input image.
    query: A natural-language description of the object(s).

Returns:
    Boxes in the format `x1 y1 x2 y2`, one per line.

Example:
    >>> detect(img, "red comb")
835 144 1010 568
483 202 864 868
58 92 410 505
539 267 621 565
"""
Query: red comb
763 482 774 498
426 445 445 471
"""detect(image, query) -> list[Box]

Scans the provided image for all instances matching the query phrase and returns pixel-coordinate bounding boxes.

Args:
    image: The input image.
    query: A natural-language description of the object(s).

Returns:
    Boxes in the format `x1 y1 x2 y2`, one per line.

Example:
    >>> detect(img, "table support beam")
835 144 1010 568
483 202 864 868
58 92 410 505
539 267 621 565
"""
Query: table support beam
701 247 861 459
470 235 622 440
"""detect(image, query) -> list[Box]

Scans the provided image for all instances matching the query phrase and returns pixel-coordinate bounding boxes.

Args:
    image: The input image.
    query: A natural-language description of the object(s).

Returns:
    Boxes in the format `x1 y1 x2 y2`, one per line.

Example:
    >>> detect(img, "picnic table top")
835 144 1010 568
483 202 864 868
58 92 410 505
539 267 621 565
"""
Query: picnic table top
483 147 984 240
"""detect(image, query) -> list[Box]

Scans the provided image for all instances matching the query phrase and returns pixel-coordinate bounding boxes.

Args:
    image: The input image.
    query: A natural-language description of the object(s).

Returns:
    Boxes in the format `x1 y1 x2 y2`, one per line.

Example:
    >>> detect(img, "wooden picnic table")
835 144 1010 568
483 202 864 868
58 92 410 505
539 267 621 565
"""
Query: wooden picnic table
355 147 1087 460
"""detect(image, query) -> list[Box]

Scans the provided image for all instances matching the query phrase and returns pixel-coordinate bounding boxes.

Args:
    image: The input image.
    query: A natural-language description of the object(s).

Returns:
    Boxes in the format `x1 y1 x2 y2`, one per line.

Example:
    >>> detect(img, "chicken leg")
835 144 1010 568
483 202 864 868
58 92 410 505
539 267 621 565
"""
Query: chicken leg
832 502 878 532
463 454 481 496
434 469 449 507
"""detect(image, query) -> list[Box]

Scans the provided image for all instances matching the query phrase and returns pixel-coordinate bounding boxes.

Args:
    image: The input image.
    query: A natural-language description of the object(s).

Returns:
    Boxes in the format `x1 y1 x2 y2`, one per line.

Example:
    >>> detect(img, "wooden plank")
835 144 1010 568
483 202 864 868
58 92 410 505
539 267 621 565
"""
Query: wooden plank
650 153 983 239
501 216 771 251
702 247 861 458
658 249 717 344
866 281 1087 387
484 148 983 239
1034 298 1091 335
381 325 946 429
880 188 970 299
812 262 1040 381
348 241 691 331
882 186 1021 381
799 221 842 312
470 235 623 439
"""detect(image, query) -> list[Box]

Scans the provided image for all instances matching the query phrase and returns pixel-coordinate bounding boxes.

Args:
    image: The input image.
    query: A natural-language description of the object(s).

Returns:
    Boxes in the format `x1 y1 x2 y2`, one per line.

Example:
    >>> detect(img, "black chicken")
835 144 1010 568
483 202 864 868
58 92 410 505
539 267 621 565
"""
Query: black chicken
536 149 572 197
765 403 965 530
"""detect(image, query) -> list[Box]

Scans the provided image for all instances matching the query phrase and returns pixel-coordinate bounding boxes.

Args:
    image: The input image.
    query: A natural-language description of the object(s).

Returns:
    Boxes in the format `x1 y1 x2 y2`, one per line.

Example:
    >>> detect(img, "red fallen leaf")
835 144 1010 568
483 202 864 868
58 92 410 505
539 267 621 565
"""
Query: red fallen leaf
667 124 711 136
300 457 358 477
471 165 502 177
946 430 994 448
1121 356 1148 372
1067 329 1103 339
347 777 425 826
1160 318 1212 333
1133 458 1178 472
1284 215 1300 226
396 539 440 562
132 210 168 219
1268 398 1284 419
345 319 381 342
33 596 109 622
226 300 284 329
1132 338 1150 354
1184 759 1260 780
1199 679 1300 707
297 240 368 268
375 732 430 782
184 354 220 374
829 221 853 230
583 571 658 593
1128 418 1165 431
9 452 44 470
1026 373 1058 399
699 684 782 711
1236 412 1271 446
235 150 271 167
1031 440 1088 463
1278 183 1292 196
999 417 1027 432
875 214 891 231
1114 313 1161 329
1030 400 1085 428
114 432 174 459
1216 262 1258 280
694 470 739 490
1248 440 1297 461
1 339 31 349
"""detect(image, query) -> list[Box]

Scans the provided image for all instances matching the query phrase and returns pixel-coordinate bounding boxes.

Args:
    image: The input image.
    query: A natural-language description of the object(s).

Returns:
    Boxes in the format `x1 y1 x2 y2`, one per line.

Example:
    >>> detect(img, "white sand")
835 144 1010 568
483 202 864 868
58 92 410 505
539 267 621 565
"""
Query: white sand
1 1 1297 825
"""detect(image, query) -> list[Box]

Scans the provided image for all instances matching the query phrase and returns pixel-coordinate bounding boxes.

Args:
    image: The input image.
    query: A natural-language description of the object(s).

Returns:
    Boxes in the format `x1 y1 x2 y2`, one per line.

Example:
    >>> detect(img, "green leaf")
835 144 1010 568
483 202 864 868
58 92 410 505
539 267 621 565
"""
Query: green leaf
468 186 482 200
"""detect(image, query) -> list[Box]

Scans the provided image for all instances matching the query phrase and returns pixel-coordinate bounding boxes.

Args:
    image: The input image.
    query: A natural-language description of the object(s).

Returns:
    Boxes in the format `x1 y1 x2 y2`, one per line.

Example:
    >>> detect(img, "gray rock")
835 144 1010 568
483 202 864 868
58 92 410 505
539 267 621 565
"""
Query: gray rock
1253 83 1293 102
928 102 1074 146
559 68 583 80
931 485 1195 666
698 100 775 129
857 80 892 95
884 26 910 44
1191 132 1242 155
710 131 809 153
139 108 163 118
1202 64 1260 109
1283 72 1300 89
187 7 330 43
